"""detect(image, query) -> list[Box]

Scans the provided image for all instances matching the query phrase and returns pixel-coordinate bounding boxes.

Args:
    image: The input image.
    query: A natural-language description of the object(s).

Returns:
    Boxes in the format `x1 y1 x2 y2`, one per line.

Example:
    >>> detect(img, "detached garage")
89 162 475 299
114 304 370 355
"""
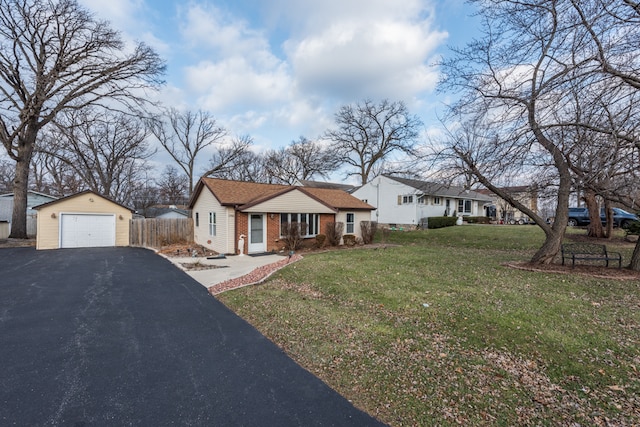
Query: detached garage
33 191 133 250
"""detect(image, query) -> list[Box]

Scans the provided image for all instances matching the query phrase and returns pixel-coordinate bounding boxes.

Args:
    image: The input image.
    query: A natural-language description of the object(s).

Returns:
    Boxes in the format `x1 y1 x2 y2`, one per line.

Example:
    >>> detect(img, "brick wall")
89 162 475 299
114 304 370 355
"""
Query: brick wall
319 213 337 236
236 212 248 254
266 213 281 252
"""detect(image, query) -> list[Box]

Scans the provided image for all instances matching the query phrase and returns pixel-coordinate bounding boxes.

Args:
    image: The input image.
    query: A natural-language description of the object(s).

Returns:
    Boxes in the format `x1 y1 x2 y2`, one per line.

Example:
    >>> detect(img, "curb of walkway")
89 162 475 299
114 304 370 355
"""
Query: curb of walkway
209 254 304 296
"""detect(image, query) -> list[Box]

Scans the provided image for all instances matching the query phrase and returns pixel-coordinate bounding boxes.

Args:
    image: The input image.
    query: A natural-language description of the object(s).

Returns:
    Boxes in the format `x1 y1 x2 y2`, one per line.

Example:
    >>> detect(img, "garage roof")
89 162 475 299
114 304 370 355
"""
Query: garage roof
33 190 134 212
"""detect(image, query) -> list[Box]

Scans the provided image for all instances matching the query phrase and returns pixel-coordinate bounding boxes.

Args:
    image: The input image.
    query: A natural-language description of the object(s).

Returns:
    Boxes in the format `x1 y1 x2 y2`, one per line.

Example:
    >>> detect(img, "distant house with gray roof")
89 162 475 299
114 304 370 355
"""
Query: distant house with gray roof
351 175 493 228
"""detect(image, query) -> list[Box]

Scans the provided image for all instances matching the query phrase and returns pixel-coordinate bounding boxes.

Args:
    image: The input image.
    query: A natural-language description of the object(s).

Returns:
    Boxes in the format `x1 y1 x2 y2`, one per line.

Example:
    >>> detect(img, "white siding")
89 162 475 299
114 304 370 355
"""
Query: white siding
192 189 234 254
351 176 422 226
335 210 371 240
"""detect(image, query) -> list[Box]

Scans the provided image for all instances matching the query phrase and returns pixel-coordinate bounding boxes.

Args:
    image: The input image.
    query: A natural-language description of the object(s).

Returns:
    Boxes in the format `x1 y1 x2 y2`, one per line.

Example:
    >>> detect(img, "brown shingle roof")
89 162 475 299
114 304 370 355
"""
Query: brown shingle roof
300 187 373 210
190 178 374 211
196 178 290 206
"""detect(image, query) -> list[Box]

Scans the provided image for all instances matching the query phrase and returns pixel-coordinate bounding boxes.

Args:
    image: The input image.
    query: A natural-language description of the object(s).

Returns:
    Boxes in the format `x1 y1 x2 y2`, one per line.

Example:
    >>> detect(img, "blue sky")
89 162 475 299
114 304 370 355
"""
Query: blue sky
79 0 480 179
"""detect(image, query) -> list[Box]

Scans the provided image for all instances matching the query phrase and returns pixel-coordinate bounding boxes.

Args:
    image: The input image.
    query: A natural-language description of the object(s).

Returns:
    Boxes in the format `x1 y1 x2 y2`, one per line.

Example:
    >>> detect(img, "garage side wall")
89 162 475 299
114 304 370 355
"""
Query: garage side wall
36 195 132 250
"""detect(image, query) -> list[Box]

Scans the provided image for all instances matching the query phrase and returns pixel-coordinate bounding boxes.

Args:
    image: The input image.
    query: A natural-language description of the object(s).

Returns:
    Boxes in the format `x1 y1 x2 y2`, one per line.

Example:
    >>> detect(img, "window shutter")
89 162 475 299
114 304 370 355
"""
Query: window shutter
397 195 402 205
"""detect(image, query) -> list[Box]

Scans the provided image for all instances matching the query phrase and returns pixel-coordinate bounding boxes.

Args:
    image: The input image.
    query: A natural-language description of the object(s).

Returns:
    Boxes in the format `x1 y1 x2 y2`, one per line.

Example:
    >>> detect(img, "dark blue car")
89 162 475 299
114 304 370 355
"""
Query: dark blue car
568 207 639 228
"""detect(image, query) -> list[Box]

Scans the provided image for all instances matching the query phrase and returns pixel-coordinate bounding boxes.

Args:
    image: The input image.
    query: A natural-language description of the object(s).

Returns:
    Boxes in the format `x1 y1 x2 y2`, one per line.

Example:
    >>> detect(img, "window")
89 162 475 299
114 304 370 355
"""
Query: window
458 199 472 215
280 213 319 237
346 213 355 234
417 195 426 204
195 212 199 227
433 196 441 205
208 212 216 236
402 195 413 204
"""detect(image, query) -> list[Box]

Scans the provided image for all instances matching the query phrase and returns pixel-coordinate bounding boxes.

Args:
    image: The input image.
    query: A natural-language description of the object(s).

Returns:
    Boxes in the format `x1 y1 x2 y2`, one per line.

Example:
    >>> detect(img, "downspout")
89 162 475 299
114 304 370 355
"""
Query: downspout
234 205 239 255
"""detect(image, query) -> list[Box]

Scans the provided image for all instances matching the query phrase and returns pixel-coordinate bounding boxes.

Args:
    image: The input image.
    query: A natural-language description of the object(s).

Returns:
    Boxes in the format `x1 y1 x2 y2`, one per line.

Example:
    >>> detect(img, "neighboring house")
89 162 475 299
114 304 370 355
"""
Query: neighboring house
33 190 133 250
138 205 190 219
477 186 539 224
352 175 494 228
188 177 375 255
0 190 58 237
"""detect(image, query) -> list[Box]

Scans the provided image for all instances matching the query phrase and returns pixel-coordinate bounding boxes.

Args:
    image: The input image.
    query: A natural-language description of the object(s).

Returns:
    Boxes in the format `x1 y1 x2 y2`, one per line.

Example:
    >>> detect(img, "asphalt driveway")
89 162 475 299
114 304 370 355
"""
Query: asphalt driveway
0 247 384 426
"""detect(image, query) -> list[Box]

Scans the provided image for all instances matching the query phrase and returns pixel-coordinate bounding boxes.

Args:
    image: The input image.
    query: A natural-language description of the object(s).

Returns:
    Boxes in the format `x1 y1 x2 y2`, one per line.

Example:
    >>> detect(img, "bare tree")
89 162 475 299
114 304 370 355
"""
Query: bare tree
325 99 422 185
156 165 188 205
0 0 164 237
437 0 640 264
263 136 341 185
149 108 227 194
42 110 154 204
568 0 640 269
204 134 261 181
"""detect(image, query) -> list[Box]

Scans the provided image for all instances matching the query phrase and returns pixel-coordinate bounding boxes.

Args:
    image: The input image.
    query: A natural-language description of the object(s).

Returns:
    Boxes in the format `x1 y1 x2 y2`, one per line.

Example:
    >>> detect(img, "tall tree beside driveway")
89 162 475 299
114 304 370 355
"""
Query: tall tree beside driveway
325 99 422 185
0 0 164 238
149 108 227 195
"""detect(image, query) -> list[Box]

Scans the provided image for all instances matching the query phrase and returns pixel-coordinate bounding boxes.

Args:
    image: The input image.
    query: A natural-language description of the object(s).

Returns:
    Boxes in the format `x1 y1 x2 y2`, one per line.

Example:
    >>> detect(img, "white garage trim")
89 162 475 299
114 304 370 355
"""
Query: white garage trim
59 213 116 248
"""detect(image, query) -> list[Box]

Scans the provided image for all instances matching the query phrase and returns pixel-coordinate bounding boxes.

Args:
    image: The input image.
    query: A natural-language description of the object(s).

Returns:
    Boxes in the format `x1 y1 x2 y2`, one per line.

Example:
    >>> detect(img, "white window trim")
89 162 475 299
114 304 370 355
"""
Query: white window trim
346 212 355 234
280 213 319 237
209 212 216 236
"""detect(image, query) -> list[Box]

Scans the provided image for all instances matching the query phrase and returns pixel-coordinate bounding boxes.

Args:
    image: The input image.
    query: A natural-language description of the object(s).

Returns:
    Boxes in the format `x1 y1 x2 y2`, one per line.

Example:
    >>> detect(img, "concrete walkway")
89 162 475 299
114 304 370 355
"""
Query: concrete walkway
165 252 288 288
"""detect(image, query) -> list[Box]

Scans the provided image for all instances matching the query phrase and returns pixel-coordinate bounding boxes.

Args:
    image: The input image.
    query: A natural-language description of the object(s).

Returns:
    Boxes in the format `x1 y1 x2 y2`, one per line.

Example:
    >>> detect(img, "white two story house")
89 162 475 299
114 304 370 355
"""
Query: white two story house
352 175 493 228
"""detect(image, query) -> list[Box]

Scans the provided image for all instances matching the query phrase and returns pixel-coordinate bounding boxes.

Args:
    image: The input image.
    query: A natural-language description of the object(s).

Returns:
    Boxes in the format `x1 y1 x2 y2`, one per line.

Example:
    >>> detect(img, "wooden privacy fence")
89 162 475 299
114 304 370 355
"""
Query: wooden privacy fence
130 218 194 248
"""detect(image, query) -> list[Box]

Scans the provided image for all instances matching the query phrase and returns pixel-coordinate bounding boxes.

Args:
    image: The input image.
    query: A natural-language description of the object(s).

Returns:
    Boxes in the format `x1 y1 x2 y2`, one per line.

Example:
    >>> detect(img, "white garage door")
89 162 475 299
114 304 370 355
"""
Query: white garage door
60 214 116 248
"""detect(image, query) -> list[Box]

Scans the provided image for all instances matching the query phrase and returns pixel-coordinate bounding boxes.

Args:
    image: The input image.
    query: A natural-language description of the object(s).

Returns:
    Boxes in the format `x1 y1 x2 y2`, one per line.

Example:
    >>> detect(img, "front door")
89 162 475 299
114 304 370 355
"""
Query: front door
248 214 266 253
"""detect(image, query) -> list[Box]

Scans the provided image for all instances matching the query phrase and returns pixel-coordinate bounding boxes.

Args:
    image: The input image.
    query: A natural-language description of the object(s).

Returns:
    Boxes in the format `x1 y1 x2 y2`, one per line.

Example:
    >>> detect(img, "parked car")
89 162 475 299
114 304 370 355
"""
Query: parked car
567 207 639 228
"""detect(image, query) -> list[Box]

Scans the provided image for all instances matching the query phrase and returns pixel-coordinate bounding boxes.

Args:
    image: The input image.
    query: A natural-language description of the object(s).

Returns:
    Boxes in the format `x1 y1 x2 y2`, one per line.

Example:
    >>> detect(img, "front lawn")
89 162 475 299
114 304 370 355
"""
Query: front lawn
218 226 640 426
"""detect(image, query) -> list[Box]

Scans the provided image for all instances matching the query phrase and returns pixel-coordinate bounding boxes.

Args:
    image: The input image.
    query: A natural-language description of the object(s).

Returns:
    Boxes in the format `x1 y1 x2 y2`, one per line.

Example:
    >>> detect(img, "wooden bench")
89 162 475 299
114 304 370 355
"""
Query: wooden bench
561 243 622 268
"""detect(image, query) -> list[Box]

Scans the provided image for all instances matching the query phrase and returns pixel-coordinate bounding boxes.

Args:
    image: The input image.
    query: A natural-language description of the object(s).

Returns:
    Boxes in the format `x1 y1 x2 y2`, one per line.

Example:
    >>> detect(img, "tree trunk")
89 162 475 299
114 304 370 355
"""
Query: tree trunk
9 128 36 239
9 156 31 238
630 239 640 271
531 228 565 264
603 199 613 238
584 191 604 238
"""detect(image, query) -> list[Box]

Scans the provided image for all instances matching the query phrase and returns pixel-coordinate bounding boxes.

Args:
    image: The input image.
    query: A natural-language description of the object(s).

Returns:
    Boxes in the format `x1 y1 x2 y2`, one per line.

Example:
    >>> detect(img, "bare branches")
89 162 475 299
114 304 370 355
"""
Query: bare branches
0 0 164 237
203 134 256 181
149 108 227 194
263 136 340 185
41 109 153 204
324 99 422 185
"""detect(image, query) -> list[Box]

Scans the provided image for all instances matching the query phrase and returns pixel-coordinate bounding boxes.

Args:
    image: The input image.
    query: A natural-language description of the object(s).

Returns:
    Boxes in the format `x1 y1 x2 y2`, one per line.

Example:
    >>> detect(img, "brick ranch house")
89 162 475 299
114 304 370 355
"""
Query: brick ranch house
188 178 375 255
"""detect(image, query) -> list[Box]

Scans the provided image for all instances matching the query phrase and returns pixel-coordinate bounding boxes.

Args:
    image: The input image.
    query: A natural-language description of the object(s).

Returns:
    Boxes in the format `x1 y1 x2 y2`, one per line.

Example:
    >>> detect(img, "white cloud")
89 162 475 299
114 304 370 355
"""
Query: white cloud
81 0 451 152
79 0 143 27
283 2 446 100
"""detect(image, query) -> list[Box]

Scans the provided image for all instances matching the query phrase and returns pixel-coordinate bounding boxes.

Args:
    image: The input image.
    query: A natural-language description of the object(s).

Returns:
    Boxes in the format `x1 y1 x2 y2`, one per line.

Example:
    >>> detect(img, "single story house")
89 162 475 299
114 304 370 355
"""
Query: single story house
33 190 133 250
477 186 539 224
351 175 494 228
0 190 58 236
188 177 375 255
